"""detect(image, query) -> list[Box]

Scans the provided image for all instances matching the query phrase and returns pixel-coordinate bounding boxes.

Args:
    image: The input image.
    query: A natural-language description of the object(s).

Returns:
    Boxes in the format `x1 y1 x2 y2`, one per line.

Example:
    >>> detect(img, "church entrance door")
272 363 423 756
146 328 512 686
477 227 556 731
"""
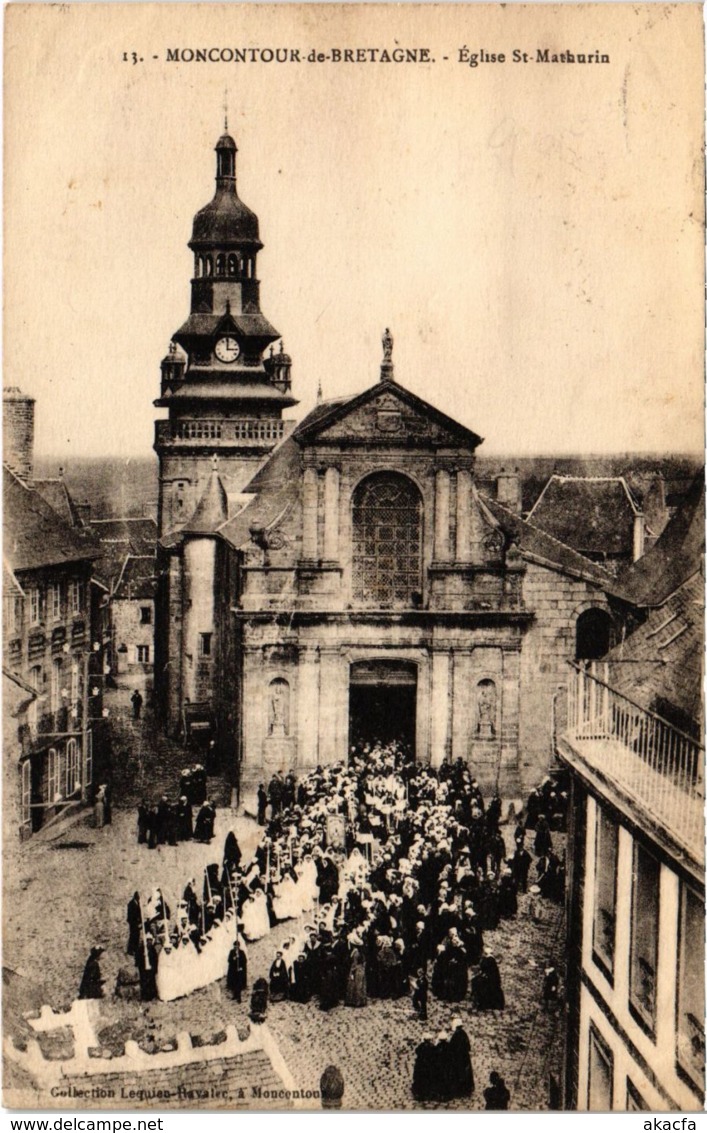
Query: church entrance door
348 660 417 757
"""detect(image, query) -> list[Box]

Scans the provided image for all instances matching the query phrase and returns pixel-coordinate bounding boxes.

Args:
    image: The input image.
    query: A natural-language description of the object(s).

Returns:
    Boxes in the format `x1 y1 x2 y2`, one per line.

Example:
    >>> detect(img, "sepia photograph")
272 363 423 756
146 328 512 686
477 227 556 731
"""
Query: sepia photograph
2 2 705 1115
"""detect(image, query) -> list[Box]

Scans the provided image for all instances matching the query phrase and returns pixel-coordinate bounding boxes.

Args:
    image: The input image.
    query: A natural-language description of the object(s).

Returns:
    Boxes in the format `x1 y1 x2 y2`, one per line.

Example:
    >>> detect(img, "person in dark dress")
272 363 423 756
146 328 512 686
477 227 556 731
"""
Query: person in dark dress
137 801 150 844
135 932 158 1001
155 796 170 845
78 946 105 999
534 815 553 857
345 945 367 1007
226 941 248 1002
448 1017 474 1097
256 784 268 826
131 689 143 720
194 801 215 843
511 845 532 892
223 830 242 871
269 951 290 1001
473 952 505 1011
318 946 341 1011
176 796 193 841
412 1034 436 1102
126 893 142 956
484 1071 510 1110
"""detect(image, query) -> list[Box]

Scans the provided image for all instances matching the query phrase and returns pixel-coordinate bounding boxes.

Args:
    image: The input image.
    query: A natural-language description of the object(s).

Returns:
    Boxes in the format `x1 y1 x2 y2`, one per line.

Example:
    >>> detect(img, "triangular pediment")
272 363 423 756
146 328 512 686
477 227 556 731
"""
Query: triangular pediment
295 380 483 450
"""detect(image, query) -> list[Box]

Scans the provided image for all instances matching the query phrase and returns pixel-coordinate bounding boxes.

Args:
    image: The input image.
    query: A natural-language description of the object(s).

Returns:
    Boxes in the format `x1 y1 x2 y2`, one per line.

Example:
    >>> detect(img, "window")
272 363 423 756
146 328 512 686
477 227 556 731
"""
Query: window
47 747 59 805
70 657 80 716
139 606 152 625
20 760 31 828
29 588 41 625
69 580 83 615
51 658 64 714
174 482 187 516
136 644 150 664
576 608 613 661
629 842 660 1032
677 884 705 1089
592 806 618 977
28 666 41 730
199 632 212 657
352 472 422 609
66 738 80 796
588 1025 614 1110
48 583 61 620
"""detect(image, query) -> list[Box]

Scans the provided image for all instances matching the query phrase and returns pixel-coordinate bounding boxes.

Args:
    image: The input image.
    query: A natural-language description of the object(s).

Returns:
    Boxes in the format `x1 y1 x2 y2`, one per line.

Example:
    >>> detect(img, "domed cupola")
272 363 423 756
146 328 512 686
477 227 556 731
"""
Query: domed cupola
189 133 262 250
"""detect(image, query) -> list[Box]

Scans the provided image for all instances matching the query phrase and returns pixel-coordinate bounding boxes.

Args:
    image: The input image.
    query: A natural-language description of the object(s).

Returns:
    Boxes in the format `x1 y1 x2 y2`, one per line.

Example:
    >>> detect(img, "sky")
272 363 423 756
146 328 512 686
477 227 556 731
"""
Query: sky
4 3 705 460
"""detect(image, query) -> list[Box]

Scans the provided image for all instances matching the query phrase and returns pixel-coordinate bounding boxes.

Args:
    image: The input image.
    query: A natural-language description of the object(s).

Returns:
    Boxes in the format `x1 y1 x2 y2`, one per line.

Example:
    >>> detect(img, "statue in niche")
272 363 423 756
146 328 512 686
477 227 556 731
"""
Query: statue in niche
476 678 497 738
269 678 290 737
483 529 505 563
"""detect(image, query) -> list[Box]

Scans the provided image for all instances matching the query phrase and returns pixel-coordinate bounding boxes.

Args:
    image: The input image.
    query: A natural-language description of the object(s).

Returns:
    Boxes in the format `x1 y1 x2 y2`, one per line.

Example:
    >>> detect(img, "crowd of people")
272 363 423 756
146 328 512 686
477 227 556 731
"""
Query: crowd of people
135 765 217 849
78 743 566 1107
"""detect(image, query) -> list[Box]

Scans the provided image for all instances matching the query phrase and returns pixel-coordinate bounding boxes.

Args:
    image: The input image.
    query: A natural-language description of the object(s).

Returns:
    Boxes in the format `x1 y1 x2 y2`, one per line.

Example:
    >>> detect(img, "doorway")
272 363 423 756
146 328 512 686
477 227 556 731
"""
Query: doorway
348 659 417 757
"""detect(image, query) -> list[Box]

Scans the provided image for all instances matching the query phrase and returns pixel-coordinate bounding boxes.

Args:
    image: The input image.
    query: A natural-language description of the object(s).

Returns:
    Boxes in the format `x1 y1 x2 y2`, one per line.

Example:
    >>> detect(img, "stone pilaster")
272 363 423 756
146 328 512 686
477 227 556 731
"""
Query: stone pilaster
302 466 319 561
434 469 451 561
296 646 320 769
323 465 340 562
455 469 472 562
430 648 450 767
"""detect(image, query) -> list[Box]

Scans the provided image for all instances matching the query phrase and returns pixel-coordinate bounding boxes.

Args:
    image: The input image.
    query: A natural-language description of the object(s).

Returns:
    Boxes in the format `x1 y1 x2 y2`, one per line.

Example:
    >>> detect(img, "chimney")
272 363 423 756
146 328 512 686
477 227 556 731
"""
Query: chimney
633 511 645 562
3 386 35 480
496 467 521 514
75 502 92 527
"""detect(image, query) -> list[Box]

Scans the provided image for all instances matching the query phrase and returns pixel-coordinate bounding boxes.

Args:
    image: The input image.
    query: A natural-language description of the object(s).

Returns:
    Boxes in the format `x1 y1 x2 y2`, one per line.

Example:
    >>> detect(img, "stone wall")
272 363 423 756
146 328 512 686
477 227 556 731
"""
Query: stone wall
518 562 612 793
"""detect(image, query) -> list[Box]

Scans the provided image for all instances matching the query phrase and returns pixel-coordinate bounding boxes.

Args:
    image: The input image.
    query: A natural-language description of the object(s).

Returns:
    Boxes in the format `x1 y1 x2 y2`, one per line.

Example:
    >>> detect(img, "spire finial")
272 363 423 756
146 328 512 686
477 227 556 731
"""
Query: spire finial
223 89 229 132
225 297 231 315
212 454 219 473
316 378 323 403
380 327 395 382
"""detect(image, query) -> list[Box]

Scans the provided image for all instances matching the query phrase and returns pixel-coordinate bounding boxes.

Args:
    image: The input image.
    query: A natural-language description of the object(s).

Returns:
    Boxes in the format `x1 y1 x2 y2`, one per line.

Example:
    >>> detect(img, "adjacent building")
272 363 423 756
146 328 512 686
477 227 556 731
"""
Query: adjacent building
558 480 705 1110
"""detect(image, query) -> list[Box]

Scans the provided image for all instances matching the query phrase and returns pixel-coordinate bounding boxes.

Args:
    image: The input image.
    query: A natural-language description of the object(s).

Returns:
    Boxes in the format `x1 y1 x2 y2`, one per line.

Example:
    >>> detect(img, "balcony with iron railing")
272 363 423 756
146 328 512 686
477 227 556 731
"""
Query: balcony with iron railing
155 418 288 447
558 662 704 869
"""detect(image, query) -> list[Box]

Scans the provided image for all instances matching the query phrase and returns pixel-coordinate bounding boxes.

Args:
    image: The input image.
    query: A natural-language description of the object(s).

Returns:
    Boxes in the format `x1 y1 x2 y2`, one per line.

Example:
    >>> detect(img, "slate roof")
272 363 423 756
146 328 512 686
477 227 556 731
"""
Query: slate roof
526 475 640 557
88 517 157 587
605 570 703 732
480 493 621 593
183 470 229 535
113 554 158 601
3 467 99 573
30 478 81 527
611 473 704 607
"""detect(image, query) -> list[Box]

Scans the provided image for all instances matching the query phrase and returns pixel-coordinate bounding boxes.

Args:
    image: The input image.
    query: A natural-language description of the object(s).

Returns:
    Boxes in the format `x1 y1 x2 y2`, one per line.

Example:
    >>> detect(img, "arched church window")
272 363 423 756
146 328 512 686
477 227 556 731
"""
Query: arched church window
268 677 290 737
576 607 613 661
216 254 225 276
352 472 422 608
228 254 238 277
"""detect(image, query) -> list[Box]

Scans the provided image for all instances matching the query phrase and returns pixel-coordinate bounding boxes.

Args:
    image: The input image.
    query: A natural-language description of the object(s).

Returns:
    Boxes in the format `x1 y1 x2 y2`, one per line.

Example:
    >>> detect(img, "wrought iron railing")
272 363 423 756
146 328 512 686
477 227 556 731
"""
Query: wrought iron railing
565 662 704 860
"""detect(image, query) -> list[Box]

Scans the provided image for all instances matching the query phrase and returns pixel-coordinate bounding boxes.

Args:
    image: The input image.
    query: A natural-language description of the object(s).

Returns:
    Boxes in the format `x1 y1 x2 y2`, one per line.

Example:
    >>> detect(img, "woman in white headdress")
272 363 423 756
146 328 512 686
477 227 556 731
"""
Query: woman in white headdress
241 887 270 941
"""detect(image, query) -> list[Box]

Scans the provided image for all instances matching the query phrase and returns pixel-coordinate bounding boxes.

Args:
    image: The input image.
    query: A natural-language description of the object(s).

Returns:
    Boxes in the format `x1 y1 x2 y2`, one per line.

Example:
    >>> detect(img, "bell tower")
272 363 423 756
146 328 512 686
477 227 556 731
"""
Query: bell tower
154 130 298 538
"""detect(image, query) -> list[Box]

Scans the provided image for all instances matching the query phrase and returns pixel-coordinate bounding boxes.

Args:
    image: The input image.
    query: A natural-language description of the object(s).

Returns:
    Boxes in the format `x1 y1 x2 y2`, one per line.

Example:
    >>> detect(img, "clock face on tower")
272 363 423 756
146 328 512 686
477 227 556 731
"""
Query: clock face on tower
214 336 240 363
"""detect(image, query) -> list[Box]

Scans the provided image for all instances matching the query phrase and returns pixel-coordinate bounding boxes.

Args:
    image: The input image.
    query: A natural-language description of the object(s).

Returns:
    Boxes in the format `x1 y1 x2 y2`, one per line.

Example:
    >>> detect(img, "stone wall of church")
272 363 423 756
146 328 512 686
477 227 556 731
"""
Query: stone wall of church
518 562 612 793
239 618 525 792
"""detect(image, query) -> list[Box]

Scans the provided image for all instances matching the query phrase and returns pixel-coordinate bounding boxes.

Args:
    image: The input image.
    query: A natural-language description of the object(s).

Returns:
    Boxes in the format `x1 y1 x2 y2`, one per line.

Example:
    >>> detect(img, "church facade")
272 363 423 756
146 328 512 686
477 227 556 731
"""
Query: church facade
154 131 625 795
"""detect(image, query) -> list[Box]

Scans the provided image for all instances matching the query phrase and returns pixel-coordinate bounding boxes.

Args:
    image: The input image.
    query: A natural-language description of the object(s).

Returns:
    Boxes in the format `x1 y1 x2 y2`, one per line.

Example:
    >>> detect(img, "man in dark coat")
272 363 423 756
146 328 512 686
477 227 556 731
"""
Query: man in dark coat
136 933 158 1001
411 968 428 1021
131 689 143 720
78 946 105 999
194 801 215 842
484 1071 510 1110
256 784 268 825
269 951 290 1001
155 796 171 845
511 845 532 892
137 801 150 844
227 941 248 1002
448 1017 474 1096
